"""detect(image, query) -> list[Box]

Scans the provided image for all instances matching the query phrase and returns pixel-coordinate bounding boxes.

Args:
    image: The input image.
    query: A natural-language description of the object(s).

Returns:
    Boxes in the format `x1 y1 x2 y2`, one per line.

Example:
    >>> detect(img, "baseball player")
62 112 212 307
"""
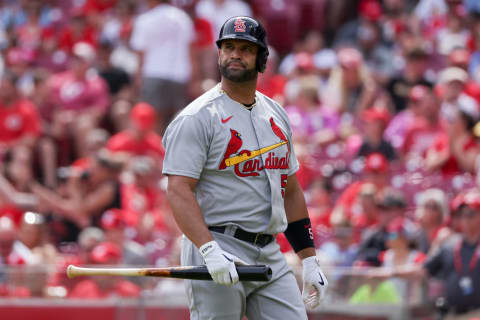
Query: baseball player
163 16 328 319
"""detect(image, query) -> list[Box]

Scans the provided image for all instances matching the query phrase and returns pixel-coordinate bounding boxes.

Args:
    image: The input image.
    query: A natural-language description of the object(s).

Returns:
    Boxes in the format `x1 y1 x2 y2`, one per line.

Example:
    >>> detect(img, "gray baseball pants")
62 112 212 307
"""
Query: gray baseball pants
181 227 308 320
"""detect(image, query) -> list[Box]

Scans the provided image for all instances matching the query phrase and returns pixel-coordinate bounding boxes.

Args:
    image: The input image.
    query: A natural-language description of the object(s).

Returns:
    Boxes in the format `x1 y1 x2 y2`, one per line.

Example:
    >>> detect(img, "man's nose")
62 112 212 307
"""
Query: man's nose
230 47 242 59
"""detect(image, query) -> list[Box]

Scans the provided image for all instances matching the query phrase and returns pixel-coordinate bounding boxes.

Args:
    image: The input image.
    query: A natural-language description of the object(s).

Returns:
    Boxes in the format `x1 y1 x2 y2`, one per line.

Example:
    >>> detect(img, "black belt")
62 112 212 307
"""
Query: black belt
208 226 274 248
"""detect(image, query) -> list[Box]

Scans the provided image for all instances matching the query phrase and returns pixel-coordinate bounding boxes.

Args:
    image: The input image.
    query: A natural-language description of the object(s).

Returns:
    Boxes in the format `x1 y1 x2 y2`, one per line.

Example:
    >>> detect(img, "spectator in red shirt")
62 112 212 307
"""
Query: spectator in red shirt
0 71 57 187
58 8 98 52
107 102 165 165
403 85 445 157
45 42 110 161
0 71 41 153
331 153 391 225
425 96 480 175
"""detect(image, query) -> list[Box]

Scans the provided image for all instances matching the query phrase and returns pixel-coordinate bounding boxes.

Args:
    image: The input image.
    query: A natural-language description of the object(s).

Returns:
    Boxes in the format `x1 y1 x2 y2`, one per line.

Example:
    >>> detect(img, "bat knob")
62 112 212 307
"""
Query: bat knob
66 265 76 279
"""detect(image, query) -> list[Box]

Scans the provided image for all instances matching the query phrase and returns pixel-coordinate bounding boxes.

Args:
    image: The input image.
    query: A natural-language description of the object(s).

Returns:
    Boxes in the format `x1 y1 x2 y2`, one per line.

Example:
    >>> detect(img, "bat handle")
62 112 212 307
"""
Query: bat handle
237 265 272 282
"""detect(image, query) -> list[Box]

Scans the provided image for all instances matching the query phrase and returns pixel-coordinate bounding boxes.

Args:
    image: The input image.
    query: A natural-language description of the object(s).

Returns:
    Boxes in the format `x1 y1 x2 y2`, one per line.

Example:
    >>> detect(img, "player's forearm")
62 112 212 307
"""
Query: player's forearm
284 174 316 260
284 175 309 222
166 178 214 248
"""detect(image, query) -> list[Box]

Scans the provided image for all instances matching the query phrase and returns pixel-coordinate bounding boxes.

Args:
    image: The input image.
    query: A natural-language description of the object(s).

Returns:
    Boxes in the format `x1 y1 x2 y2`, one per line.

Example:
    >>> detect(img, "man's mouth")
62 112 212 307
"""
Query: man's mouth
228 61 245 68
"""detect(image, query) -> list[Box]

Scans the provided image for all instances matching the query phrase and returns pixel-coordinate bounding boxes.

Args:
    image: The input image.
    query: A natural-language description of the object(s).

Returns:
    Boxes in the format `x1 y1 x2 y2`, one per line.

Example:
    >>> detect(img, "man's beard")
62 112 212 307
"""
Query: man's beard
220 61 257 82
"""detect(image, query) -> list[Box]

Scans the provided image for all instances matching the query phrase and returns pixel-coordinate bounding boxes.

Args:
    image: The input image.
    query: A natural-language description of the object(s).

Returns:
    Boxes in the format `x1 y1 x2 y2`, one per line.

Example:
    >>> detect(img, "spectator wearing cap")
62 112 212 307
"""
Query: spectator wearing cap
385 85 429 150
100 209 149 266
437 66 479 123
395 190 480 319
106 102 165 169
386 46 433 113
31 149 125 239
45 41 110 162
357 106 396 161
448 48 480 105
331 153 391 230
415 188 453 255
380 217 425 269
425 91 480 175
355 190 409 266
323 47 380 116
69 241 141 299
130 0 195 133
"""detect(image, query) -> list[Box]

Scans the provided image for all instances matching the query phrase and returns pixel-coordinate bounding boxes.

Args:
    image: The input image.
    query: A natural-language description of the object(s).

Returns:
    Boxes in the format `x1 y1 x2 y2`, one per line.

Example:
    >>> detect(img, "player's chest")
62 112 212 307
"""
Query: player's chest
210 110 291 177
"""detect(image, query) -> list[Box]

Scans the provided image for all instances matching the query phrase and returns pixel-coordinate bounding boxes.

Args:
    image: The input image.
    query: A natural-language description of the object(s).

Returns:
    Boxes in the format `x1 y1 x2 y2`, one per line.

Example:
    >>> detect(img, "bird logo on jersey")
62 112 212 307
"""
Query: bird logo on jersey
219 129 242 170
219 117 290 177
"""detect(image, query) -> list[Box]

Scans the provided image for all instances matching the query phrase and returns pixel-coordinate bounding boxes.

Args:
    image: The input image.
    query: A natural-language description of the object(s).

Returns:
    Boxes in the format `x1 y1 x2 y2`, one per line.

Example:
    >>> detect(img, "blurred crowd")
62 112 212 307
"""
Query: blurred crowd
0 0 479 316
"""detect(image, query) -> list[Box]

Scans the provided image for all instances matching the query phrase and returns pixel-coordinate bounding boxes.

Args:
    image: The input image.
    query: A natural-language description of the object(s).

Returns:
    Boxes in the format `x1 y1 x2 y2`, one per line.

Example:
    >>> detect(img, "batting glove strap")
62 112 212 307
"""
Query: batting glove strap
302 256 328 309
199 240 240 286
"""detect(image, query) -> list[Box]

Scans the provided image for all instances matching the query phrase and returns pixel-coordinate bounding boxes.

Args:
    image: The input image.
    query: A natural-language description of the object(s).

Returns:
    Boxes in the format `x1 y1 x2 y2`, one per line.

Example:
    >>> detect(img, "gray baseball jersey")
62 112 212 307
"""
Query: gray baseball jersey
162 84 299 234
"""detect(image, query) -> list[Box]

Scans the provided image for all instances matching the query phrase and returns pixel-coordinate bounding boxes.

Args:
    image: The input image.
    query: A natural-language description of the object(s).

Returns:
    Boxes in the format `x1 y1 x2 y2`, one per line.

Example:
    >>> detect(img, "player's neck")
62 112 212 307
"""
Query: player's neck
220 79 257 106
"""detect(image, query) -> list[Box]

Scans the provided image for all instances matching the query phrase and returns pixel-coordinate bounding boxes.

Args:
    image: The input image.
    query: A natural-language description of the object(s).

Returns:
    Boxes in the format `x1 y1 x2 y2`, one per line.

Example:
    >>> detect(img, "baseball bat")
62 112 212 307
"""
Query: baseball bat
67 265 272 282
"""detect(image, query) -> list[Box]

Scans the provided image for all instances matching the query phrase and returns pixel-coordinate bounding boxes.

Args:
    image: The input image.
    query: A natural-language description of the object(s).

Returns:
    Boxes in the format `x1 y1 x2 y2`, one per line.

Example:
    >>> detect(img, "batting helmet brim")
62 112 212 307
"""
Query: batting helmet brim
216 34 267 50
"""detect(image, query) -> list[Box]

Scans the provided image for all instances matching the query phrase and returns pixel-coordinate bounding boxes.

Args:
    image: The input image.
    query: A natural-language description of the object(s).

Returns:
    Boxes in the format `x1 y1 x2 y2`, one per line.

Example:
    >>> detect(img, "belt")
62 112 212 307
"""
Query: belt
208 226 274 248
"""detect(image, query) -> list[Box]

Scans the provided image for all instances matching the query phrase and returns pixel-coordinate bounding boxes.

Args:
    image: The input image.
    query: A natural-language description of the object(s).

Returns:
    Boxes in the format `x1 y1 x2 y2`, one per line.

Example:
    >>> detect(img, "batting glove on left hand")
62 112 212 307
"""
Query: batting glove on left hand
302 256 328 309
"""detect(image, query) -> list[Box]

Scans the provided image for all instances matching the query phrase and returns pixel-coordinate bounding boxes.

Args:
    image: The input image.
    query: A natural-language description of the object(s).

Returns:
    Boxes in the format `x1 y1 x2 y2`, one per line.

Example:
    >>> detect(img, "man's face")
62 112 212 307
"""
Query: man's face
460 206 480 235
218 39 259 82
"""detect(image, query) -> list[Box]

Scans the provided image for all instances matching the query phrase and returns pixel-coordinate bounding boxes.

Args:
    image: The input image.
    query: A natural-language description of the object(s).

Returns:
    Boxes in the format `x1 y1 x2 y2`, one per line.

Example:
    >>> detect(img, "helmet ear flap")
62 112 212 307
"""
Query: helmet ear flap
256 48 269 73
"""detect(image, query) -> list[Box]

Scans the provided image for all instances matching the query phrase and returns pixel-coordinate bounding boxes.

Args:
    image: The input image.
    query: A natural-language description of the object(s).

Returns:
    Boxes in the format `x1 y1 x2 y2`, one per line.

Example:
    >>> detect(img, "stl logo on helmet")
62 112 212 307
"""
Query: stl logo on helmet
234 18 246 32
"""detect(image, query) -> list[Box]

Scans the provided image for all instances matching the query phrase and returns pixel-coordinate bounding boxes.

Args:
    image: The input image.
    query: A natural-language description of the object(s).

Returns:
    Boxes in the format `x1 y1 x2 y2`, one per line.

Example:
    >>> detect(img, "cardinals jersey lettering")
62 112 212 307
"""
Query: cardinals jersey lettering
162 84 299 234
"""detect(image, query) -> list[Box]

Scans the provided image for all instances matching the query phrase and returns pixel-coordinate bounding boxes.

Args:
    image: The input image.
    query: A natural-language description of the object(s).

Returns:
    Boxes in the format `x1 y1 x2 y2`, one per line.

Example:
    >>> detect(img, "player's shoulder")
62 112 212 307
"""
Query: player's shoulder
176 84 225 118
256 91 290 123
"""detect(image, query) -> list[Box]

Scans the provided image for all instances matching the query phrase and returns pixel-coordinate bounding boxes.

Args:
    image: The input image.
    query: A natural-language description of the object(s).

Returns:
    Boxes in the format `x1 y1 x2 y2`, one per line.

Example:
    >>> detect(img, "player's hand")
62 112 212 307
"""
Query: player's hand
199 240 246 286
302 256 328 309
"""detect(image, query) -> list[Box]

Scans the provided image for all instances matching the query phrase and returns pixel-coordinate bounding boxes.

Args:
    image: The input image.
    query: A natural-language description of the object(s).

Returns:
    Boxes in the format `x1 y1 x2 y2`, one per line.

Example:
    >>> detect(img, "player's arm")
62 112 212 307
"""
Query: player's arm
283 173 315 260
166 175 213 248
284 173 328 308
